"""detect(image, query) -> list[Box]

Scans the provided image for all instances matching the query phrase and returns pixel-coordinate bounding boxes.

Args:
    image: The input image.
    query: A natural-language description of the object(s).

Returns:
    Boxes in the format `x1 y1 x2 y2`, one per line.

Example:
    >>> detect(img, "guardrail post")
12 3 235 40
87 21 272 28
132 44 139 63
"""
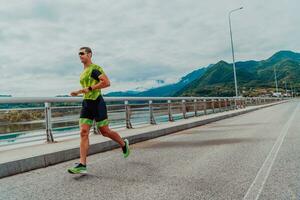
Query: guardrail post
203 99 207 115
125 100 132 128
234 98 238 109
149 100 156 125
218 99 222 112
242 98 246 108
92 120 99 134
182 100 187 119
232 99 236 110
245 98 249 106
44 102 54 143
224 99 228 111
194 99 198 117
212 99 215 113
168 100 174 122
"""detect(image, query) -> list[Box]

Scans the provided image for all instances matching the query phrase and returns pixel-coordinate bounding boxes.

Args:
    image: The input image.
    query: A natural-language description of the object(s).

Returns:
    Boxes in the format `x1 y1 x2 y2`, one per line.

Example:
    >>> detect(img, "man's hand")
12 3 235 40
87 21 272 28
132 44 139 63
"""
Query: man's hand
70 88 90 96
81 88 89 94
70 91 80 96
71 88 89 97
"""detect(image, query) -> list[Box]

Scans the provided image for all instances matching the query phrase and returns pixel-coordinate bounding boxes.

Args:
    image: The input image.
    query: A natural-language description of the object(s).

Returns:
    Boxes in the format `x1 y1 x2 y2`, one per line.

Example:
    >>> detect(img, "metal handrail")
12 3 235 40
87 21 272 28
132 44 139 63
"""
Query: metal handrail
0 96 280 104
0 96 285 147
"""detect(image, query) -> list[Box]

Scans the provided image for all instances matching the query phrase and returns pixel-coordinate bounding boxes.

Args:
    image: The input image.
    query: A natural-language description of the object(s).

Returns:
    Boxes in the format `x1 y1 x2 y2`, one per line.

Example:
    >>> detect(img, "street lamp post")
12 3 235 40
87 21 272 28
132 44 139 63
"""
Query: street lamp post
229 7 243 97
284 81 287 95
289 82 294 98
274 66 279 93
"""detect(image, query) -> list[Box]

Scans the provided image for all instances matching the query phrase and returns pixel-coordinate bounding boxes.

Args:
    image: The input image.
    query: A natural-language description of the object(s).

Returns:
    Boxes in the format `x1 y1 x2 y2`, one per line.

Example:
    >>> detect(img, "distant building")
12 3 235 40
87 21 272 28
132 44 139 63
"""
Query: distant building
272 92 282 97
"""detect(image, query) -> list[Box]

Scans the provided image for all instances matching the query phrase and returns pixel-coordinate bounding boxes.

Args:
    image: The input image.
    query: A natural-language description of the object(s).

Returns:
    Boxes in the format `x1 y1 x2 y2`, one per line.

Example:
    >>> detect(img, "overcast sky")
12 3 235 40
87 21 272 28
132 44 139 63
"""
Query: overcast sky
0 0 299 97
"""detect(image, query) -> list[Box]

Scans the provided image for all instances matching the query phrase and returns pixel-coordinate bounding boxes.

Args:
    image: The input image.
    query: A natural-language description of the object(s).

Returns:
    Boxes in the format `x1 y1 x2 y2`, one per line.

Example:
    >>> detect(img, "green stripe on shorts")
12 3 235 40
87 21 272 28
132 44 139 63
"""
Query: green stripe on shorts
96 119 109 127
79 118 93 126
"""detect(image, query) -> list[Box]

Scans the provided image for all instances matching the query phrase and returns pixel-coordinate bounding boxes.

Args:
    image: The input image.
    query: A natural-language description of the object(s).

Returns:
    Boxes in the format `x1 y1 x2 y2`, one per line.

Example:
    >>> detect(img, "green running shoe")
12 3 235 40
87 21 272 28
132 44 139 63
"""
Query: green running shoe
67 163 87 174
123 139 130 158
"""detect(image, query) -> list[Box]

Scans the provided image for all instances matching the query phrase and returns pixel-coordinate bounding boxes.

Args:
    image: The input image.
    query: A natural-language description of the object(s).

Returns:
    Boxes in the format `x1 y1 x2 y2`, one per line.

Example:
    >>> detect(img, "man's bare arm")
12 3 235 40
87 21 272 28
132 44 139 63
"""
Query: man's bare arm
91 74 110 90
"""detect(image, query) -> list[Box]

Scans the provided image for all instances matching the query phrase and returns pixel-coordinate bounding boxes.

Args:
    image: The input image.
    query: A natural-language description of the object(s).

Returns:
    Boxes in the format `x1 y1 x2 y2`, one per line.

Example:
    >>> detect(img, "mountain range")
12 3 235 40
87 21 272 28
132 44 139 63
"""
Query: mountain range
106 65 209 97
176 50 300 97
107 50 300 97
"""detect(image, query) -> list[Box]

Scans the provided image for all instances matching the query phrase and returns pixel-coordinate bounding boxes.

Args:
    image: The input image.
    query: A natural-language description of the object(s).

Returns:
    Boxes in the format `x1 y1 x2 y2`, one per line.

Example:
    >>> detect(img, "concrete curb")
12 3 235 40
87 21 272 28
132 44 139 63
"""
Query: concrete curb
0 101 286 178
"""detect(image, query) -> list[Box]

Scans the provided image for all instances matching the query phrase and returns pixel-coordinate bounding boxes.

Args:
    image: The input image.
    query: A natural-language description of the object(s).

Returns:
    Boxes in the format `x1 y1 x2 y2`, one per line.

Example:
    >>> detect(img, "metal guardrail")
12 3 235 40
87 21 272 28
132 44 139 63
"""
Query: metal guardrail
0 96 284 147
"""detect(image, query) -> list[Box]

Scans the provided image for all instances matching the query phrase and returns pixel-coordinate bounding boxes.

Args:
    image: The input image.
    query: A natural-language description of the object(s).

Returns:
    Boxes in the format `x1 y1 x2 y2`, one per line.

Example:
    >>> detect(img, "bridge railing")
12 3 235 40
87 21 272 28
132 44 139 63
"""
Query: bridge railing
0 96 283 147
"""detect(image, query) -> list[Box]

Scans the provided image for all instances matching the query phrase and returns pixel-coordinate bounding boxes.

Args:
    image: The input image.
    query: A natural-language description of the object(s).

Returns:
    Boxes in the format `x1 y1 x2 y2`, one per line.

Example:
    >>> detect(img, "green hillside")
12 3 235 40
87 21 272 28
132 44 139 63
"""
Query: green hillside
176 51 300 97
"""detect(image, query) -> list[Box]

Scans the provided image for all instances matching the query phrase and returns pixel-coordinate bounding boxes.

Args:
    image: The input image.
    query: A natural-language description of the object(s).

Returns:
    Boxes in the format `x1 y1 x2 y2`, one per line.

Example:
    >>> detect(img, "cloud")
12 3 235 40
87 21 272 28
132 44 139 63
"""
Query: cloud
0 0 299 96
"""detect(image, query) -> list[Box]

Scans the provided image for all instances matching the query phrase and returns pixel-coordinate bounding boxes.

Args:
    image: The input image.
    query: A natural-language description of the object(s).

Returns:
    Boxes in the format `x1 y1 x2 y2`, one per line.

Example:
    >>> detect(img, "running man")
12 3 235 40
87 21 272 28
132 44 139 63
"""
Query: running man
68 47 130 174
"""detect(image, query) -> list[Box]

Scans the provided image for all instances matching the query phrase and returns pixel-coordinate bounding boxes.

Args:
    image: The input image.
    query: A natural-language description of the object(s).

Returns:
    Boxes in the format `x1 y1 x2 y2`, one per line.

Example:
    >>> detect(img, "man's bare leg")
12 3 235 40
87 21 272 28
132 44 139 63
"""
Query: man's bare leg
99 125 130 158
80 124 91 165
99 125 125 147
68 124 90 174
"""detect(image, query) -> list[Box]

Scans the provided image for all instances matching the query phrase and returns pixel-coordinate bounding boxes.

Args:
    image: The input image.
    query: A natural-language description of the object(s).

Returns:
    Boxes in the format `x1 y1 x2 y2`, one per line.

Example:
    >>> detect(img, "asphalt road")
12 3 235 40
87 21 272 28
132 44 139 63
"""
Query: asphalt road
0 100 299 200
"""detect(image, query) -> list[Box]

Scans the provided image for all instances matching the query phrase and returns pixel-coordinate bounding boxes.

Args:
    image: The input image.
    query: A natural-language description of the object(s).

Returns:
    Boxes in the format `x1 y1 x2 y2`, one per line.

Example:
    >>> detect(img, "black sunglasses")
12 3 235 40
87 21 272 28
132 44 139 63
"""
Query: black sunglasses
78 52 86 56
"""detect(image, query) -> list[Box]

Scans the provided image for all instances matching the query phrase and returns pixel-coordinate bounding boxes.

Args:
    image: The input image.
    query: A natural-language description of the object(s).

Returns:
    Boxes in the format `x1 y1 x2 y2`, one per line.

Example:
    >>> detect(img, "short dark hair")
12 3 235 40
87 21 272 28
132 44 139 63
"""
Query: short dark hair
80 47 92 56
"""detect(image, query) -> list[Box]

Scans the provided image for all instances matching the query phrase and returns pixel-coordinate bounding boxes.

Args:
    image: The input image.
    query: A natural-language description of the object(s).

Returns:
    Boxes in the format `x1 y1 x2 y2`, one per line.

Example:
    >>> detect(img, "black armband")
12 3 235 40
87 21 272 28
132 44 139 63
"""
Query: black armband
91 69 102 81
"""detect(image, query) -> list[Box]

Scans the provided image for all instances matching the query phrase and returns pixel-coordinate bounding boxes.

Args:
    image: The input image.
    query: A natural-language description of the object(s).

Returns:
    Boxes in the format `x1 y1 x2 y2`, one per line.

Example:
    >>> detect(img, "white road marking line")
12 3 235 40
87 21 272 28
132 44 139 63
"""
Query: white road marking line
243 102 299 200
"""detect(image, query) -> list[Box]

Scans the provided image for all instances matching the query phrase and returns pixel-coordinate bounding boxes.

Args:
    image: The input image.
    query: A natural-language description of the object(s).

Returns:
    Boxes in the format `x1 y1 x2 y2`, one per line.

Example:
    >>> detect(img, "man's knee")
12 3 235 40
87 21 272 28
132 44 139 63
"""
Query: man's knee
80 129 89 138
99 127 110 137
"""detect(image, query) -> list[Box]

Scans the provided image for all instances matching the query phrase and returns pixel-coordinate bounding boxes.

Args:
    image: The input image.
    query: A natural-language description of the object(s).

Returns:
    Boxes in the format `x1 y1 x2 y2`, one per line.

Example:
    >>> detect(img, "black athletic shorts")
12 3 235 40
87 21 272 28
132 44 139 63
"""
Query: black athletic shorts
79 95 109 127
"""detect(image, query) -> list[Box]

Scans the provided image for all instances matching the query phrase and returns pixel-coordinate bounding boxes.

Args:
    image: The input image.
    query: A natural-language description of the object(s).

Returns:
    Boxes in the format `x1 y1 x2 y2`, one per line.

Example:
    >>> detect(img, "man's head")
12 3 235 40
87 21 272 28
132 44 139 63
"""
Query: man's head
79 47 92 64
